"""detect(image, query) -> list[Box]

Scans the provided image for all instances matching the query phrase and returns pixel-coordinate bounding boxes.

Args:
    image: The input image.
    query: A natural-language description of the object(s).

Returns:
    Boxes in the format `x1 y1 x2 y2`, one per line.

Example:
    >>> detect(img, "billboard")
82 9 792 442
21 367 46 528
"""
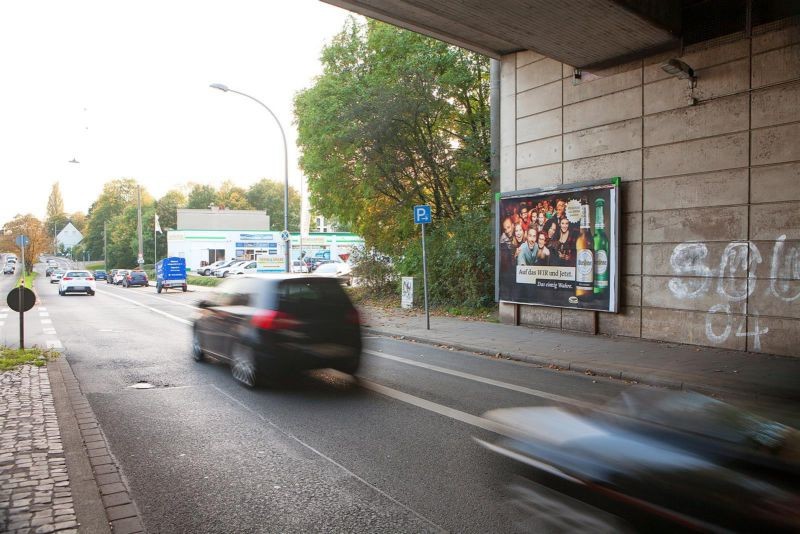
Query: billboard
497 179 619 312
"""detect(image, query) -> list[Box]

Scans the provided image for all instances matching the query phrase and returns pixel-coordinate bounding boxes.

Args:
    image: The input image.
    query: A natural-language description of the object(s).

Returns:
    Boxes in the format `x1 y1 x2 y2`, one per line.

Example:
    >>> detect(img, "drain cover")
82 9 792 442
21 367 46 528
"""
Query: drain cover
130 382 154 389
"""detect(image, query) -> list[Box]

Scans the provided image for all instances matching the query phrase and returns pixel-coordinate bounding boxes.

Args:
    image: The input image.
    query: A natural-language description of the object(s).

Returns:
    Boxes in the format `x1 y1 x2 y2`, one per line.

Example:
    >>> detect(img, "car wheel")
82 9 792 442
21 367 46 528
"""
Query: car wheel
182 285 187 292
191 328 205 362
58 289 64 296
231 343 258 388
335 355 361 375
222 271 229 278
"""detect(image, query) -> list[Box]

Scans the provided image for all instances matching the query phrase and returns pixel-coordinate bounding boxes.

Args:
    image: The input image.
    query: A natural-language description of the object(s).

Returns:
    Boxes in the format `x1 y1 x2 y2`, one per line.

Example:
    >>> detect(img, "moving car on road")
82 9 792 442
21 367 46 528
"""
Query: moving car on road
192 274 362 387
3 263 14 275
123 271 149 288
50 269 65 283
59 270 96 296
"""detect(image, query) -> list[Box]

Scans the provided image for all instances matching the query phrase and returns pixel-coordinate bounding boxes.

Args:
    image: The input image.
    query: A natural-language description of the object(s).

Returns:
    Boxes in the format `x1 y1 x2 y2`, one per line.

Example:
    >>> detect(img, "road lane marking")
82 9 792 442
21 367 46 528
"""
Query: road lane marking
46 340 63 349
211 384 447 533
0 314 7 320
103 285 200 310
41 319 52 324
363 350 594 410
96 289 192 325
39 312 50 317
38 307 47 311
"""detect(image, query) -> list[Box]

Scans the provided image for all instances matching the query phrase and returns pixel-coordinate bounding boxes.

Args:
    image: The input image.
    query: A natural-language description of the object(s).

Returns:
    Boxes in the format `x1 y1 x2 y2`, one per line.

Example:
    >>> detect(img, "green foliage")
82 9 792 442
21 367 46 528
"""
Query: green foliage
186 184 217 209
294 18 491 253
217 180 252 210
349 247 398 294
245 179 301 231
396 209 494 308
0 346 57 371
84 179 143 259
156 189 186 232
187 274 221 287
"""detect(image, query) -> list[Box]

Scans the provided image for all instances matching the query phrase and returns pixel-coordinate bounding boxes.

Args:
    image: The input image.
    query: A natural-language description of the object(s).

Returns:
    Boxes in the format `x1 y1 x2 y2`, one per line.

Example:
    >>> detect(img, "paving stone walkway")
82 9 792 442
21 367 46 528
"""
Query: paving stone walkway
1 365 78 533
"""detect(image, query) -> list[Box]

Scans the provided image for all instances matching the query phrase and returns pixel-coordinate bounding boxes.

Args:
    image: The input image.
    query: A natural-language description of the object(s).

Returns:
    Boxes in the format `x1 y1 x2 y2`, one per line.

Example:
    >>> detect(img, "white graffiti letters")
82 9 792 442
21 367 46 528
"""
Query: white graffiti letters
668 243 711 299
668 236 798 348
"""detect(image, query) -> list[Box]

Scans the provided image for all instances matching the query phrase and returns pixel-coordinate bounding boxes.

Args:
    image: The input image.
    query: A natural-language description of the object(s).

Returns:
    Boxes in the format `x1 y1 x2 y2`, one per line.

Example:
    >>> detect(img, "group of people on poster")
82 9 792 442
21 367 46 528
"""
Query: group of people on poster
499 198 577 268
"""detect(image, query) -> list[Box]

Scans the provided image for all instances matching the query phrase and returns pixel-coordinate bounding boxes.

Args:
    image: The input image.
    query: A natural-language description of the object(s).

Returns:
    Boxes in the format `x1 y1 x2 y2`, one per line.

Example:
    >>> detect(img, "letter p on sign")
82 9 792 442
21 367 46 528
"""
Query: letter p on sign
414 205 431 224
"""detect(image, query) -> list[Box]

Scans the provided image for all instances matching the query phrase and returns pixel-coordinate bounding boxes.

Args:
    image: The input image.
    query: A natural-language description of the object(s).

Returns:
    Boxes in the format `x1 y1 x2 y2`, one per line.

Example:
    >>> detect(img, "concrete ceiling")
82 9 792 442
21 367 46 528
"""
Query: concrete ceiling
322 0 682 68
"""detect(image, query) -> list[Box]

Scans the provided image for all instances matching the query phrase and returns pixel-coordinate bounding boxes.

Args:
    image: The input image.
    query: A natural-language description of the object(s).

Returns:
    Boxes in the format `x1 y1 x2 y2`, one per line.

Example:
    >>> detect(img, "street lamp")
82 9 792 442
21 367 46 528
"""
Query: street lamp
210 83 291 272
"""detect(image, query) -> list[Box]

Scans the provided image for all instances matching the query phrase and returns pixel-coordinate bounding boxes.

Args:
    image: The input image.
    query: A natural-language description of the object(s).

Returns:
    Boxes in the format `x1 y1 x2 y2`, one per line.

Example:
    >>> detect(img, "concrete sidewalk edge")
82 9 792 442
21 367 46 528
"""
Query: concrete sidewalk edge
50 356 146 534
363 327 793 402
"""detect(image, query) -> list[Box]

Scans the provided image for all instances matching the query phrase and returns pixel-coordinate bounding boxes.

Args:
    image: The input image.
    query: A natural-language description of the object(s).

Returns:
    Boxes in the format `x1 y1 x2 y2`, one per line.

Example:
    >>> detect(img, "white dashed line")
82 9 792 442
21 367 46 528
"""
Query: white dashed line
39 312 50 317
41 319 52 324
45 340 63 349
0 314 7 320
38 307 47 311
43 329 57 335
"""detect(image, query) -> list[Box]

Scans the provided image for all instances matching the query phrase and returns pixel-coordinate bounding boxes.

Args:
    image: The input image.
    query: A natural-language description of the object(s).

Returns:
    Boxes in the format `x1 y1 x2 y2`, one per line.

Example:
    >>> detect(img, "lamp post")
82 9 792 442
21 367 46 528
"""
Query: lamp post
210 83 291 273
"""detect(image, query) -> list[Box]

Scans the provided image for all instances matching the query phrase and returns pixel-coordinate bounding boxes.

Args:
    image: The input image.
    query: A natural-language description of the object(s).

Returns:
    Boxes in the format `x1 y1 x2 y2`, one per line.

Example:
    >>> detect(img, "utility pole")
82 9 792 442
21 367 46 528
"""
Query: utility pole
137 186 144 267
104 221 108 271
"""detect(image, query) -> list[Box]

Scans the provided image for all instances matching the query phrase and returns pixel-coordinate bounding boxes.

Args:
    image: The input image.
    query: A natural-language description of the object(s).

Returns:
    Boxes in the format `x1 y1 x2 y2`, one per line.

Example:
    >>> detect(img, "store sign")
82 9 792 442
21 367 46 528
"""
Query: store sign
497 179 619 312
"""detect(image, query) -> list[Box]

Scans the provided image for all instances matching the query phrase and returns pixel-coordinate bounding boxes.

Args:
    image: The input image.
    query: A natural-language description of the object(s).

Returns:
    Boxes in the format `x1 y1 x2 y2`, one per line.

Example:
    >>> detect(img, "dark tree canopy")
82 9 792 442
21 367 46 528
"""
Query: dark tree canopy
294 18 491 251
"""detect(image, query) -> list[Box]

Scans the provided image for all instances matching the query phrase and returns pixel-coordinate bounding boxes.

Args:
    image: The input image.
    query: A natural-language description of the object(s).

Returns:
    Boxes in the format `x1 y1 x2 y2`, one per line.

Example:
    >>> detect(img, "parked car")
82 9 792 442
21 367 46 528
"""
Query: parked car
94 270 108 281
291 260 309 273
229 261 258 277
192 275 362 387
312 262 353 286
3 263 14 275
206 259 238 277
58 270 96 296
113 270 130 285
198 260 228 276
123 271 149 288
50 269 65 283
215 260 248 278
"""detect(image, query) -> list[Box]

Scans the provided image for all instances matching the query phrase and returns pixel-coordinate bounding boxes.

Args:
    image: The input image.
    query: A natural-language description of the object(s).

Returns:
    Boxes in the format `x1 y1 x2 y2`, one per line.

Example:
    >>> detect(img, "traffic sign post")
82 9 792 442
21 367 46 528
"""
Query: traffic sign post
413 205 431 330
7 284 36 350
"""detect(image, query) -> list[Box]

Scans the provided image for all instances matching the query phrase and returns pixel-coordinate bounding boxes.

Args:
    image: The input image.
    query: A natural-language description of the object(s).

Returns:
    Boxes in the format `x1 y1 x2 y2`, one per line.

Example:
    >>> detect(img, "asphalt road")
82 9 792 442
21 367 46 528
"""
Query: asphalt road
16 259 764 532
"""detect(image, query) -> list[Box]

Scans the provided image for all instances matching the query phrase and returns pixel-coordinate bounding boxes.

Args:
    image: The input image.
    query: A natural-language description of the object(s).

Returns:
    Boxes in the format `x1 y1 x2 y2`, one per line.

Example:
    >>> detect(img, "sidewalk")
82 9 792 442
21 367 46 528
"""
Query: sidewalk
359 306 800 402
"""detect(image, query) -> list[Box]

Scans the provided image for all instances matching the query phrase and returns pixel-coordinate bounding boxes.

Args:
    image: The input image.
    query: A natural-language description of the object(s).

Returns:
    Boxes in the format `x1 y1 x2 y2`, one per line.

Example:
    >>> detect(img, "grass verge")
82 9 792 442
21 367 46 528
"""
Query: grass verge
18 271 37 288
347 286 498 322
0 346 58 371
187 275 222 287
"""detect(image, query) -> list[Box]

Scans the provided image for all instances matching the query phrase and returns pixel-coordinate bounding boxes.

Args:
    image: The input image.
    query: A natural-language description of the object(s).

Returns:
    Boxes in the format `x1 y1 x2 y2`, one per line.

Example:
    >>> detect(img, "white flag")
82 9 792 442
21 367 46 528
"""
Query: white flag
155 213 163 234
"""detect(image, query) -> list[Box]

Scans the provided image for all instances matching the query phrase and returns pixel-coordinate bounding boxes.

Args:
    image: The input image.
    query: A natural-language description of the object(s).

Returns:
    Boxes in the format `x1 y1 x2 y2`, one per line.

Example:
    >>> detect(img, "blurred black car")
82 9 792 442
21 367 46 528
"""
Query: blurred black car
192 274 362 387
123 271 148 287
45 266 55 277
478 390 800 533
94 269 108 281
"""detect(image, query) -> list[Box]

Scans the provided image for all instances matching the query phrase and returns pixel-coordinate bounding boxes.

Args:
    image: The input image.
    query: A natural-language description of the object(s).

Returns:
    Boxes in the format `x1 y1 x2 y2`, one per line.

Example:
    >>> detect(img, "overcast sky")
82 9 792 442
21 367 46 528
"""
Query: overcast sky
0 0 355 222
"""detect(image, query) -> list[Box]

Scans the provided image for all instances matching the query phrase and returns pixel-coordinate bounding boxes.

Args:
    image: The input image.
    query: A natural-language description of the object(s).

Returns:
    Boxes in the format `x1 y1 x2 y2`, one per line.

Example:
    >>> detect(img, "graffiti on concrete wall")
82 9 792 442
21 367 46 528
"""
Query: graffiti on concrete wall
668 235 799 350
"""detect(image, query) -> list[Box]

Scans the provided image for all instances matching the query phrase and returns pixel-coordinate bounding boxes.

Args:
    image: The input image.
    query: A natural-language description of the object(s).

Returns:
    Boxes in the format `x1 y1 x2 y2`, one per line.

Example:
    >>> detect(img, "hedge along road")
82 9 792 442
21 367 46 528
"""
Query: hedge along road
42 277 636 532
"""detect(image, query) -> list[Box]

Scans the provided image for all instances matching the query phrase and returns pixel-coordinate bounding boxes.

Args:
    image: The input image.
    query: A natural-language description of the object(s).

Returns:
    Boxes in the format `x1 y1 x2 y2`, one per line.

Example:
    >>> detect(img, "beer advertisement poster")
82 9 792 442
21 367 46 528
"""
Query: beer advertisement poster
497 180 619 312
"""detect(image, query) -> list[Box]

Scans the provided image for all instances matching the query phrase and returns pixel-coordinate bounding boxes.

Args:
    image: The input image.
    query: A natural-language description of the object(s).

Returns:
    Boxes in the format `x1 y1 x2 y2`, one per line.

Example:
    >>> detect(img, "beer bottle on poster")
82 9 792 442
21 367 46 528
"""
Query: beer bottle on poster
593 198 609 295
575 197 594 299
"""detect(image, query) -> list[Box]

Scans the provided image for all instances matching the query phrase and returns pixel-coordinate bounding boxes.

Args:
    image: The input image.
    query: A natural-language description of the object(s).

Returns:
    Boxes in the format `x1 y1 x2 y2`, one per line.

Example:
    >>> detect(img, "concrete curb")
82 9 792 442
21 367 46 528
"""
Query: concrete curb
50 357 146 534
363 327 794 402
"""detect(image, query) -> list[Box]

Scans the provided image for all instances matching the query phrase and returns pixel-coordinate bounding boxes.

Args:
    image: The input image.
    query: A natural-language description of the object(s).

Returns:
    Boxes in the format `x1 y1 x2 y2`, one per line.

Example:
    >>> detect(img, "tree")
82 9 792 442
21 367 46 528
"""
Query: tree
186 184 217 209
45 182 68 253
69 212 87 233
156 189 187 232
217 180 252 210
294 18 491 251
1 214 49 272
245 179 301 231
83 179 146 260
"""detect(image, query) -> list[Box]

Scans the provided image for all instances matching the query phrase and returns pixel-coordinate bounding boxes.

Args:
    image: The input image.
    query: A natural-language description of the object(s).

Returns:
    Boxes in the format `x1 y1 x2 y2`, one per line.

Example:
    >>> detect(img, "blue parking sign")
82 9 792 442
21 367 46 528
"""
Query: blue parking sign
413 205 431 224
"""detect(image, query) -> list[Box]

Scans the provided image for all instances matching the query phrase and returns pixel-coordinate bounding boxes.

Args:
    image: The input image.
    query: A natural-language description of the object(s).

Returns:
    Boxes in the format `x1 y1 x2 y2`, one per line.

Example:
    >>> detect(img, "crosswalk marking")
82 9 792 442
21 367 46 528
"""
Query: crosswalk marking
45 340 63 349
41 319 52 324
39 312 50 317
0 314 7 320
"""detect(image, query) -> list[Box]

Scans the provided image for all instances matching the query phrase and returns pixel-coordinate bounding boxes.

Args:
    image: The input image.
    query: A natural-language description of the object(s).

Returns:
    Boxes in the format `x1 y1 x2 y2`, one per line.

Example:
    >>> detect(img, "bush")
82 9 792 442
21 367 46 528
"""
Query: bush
396 209 494 308
350 247 398 295
187 275 221 287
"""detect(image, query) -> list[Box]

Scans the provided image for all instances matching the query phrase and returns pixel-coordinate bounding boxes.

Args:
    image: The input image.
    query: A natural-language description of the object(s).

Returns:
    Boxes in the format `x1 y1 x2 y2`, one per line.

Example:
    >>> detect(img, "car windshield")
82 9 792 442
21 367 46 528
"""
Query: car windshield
130 272 147 278
65 271 91 277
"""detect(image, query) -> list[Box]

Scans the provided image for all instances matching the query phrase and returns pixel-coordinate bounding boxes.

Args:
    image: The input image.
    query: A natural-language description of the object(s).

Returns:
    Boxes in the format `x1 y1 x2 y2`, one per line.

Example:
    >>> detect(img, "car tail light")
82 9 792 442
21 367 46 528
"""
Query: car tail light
127 275 132 280
63 277 72 281
86 277 94 281
251 310 300 330
346 308 360 325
